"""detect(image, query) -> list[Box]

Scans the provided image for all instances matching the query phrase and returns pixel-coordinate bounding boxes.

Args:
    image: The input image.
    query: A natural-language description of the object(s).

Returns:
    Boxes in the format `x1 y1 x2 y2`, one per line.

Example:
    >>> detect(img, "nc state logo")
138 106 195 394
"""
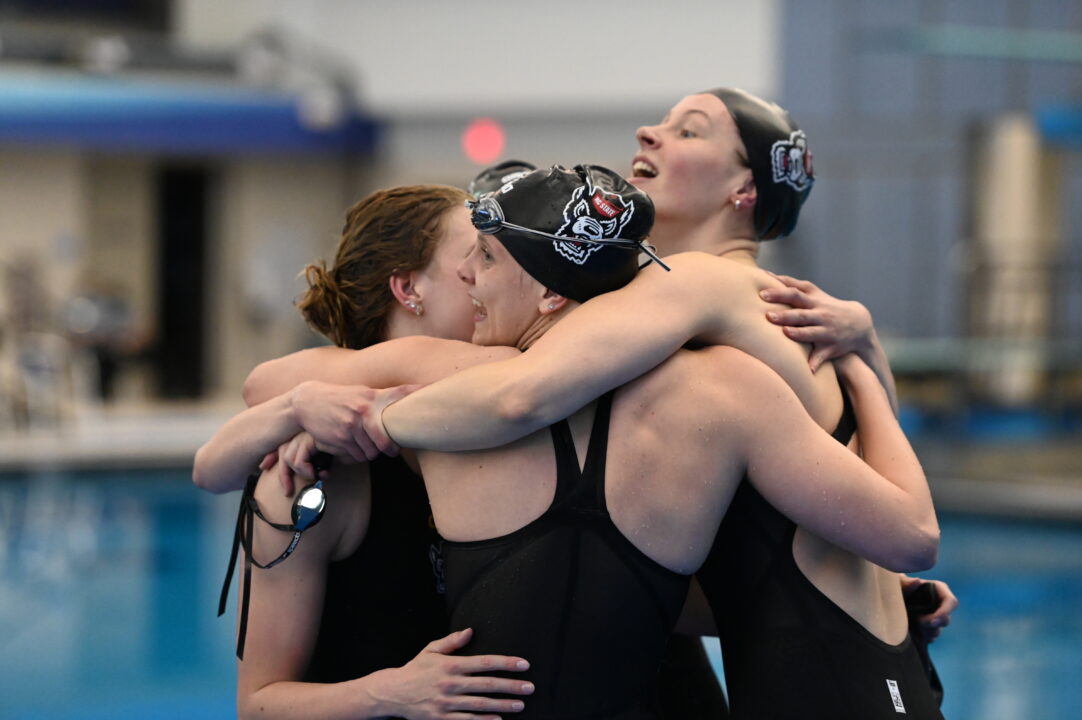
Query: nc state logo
770 130 814 192
553 181 635 265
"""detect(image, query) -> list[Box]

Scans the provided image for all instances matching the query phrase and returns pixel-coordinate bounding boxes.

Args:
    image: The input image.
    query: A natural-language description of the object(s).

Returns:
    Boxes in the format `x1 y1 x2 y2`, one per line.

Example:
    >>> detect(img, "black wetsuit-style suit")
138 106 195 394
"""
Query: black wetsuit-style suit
696 392 944 719
304 455 447 683
442 392 691 720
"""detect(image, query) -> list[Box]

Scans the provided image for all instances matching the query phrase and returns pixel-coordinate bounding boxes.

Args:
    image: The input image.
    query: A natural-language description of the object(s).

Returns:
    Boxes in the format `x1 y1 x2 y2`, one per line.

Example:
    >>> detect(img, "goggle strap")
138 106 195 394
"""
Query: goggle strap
234 490 276 660
240 497 294 571
469 197 670 271
639 244 671 272
217 473 255 619
223 474 321 659
496 219 638 250
258 531 303 570
247 495 295 532
237 492 255 660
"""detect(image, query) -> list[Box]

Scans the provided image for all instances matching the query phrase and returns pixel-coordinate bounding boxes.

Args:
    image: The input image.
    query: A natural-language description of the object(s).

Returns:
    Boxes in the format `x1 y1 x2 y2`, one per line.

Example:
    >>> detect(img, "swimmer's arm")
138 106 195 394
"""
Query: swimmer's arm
824 317 899 416
242 336 515 406
858 331 900 415
193 390 305 493
195 338 517 493
243 345 352 406
193 383 415 494
729 352 937 572
237 464 367 719
237 467 534 720
384 254 732 451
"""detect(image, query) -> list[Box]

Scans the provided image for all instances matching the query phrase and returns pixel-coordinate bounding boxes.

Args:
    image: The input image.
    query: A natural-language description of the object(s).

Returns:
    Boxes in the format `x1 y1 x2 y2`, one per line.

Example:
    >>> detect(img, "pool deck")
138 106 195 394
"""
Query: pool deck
0 400 243 472
1 400 1080 520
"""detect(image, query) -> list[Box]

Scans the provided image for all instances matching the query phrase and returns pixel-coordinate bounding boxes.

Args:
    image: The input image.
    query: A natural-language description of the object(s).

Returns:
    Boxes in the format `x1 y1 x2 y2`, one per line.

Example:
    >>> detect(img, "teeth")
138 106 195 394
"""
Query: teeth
632 160 657 178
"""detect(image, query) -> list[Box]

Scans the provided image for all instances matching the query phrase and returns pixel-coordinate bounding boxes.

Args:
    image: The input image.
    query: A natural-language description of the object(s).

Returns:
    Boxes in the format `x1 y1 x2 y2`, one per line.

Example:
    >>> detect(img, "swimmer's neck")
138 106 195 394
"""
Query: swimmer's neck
517 301 580 350
517 316 554 351
716 243 759 267
652 216 760 267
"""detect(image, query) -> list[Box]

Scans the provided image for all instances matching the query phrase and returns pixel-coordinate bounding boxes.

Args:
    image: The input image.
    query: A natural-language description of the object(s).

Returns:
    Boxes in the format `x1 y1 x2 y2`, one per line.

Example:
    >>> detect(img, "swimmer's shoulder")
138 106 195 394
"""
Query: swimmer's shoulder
641 251 772 299
623 345 763 413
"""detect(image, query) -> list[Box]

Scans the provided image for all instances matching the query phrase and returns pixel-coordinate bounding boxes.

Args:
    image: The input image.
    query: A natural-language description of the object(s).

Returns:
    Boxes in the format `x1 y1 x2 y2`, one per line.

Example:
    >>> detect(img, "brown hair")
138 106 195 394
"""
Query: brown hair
298 184 470 349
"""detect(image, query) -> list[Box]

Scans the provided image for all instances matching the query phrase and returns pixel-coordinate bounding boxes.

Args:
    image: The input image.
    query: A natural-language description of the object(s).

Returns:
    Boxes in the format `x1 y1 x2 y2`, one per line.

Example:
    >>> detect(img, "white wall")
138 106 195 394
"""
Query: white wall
175 0 779 117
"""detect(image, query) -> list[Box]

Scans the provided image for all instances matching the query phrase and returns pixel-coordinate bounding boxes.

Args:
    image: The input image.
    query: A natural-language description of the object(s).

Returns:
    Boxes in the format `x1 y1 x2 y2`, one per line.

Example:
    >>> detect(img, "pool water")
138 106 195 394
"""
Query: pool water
920 515 1082 719
2 469 1081 719
1 469 236 720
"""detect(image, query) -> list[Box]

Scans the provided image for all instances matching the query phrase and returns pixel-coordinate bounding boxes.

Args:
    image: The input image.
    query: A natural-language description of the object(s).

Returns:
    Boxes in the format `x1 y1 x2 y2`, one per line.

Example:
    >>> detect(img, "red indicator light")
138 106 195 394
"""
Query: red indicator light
462 117 506 165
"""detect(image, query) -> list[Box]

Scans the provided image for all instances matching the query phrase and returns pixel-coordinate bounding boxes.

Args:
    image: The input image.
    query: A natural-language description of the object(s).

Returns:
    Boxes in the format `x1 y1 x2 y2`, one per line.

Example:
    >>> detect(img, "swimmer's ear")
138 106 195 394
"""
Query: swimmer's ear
538 289 569 316
388 271 422 312
728 171 757 212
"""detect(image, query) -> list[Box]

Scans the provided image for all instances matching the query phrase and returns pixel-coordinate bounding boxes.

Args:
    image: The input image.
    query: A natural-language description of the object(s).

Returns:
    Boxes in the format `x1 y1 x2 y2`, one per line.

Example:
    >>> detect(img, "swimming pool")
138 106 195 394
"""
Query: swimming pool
2 468 1081 719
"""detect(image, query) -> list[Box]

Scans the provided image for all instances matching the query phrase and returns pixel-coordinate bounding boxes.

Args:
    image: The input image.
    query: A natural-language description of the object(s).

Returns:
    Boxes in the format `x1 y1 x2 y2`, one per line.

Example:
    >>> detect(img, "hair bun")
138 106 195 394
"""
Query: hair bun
298 260 349 347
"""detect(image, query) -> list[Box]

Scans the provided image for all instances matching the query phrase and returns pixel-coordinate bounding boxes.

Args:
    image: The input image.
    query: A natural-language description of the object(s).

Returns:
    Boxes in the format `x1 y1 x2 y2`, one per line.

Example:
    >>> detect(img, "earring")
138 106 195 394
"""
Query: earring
548 303 557 311
406 300 423 316
734 199 742 210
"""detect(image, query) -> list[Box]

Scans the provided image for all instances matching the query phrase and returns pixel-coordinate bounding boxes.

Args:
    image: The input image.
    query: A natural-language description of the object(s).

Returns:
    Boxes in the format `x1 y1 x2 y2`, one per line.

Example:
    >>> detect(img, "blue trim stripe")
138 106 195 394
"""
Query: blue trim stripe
0 72 381 154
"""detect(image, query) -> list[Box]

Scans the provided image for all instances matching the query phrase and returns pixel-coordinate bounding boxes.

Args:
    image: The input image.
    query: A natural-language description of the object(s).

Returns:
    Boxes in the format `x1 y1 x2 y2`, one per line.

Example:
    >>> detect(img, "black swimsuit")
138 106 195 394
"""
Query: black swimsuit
696 392 944 719
442 392 690 719
304 455 447 682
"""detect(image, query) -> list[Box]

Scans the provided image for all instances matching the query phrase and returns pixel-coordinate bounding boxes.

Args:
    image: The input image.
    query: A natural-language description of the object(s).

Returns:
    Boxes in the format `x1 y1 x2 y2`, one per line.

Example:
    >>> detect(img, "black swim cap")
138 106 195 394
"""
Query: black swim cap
467 159 538 198
472 164 655 302
705 88 814 240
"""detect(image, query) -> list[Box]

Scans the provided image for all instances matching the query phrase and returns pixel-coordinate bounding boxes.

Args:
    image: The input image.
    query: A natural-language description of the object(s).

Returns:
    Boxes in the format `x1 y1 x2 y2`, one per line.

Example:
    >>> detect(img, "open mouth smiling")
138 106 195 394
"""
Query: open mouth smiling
631 159 658 178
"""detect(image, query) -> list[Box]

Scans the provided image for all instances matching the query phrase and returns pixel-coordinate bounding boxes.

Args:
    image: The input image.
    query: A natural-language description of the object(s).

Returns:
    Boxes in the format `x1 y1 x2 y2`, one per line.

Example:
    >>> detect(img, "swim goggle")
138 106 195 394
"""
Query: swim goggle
467 195 671 271
244 478 326 568
218 454 330 659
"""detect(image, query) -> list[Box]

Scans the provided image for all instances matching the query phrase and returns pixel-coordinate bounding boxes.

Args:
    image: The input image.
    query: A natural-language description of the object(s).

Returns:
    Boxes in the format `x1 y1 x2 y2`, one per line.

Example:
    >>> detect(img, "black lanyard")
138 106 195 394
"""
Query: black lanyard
217 473 326 659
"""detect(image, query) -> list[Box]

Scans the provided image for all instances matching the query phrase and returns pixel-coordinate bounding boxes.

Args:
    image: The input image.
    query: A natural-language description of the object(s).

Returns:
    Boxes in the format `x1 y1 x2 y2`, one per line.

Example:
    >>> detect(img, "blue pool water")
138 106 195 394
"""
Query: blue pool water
2 468 1081 719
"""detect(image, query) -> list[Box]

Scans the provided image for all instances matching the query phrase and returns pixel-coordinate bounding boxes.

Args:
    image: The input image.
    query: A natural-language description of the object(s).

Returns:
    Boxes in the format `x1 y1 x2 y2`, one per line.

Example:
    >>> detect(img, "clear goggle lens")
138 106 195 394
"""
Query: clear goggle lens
291 482 326 531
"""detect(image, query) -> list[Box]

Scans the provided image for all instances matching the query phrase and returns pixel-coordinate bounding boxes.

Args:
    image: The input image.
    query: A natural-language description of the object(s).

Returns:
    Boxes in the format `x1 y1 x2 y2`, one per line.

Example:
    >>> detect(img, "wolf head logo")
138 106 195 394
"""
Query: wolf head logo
770 130 813 192
552 179 635 265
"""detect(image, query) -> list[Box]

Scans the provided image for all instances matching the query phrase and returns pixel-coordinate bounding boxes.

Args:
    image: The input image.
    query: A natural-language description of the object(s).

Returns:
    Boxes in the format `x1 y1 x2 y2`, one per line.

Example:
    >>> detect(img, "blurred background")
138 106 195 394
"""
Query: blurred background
0 1 1079 719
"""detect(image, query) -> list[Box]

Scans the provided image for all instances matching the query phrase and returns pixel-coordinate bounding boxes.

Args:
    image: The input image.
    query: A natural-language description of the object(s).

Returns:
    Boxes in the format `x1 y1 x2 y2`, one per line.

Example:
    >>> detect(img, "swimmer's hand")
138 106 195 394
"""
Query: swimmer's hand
290 381 420 462
277 432 322 495
761 274 876 373
258 451 279 473
901 576 959 643
365 627 534 720
366 382 424 454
